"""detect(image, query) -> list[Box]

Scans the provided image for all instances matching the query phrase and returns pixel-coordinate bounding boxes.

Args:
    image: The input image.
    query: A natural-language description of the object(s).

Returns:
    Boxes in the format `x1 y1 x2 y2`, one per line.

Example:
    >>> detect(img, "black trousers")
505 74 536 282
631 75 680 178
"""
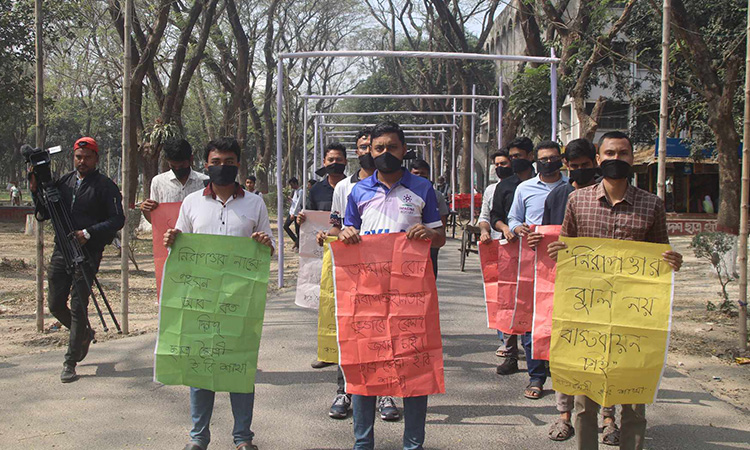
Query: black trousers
284 215 299 245
430 248 439 279
47 245 103 366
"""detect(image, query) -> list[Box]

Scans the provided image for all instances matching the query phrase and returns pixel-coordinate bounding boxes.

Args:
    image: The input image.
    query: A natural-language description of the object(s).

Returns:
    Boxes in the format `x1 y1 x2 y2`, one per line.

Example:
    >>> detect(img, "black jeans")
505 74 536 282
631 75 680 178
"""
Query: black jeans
47 245 103 366
283 215 299 246
430 248 439 279
337 365 345 395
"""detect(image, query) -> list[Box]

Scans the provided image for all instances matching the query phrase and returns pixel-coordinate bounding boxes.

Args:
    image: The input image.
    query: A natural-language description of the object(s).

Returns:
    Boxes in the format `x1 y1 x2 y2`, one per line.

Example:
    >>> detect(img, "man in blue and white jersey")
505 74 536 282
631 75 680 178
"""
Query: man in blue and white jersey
339 121 445 450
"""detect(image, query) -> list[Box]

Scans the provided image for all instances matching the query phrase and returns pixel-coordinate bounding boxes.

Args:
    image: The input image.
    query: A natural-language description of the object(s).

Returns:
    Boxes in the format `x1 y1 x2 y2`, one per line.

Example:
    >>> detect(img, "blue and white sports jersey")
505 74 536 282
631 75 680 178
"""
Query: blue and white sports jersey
344 169 443 235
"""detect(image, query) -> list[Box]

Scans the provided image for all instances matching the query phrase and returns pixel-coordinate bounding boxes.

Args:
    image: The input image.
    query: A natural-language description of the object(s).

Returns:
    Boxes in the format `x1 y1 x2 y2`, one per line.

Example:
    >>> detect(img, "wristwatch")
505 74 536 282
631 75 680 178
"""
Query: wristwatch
82 229 91 240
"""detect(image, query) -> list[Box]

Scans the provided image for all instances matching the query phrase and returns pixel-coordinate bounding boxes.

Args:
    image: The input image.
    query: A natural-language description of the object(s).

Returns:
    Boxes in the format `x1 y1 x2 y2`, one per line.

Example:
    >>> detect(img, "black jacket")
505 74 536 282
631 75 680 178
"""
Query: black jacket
33 169 126 253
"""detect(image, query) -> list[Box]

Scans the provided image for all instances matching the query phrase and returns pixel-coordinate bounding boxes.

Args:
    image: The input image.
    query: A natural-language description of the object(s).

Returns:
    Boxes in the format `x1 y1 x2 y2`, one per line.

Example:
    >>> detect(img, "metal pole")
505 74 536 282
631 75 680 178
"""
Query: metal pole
470 85 476 221
737 0 750 352
451 99 457 210
657 0 671 200
120 0 133 334
34 0 45 333
302 100 308 209
319 116 325 170
498 75 503 150
276 59 284 288
550 49 558 142
430 140 434 181
313 116 318 180
440 132 445 178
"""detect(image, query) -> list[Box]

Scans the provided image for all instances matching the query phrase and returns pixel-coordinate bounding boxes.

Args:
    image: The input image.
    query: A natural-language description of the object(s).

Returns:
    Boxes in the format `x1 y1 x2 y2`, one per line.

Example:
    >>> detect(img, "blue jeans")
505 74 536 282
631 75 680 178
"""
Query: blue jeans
189 387 255 449
352 394 428 450
521 332 547 385
497 330 505 345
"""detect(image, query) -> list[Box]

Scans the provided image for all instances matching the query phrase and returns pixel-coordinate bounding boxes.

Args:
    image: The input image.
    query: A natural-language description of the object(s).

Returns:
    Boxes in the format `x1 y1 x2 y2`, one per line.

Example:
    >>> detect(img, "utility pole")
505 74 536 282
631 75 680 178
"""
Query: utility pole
657 0 671 200
737 0 750 352
120 0 133 334
34 0 45 332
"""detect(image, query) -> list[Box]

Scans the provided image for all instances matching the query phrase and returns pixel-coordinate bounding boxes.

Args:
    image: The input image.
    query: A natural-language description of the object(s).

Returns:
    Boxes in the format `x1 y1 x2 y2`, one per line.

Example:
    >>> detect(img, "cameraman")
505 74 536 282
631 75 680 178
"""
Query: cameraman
30 137 125 383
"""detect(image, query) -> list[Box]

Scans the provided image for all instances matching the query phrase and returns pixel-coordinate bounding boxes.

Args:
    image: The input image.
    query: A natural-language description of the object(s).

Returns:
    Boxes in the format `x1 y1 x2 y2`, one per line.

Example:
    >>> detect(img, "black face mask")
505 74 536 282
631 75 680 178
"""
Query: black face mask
374 152 403 174
495 165 514 179
511 158 533 174
172 166 191 179
207 164 238 186
537 159 563 175
600 159 632 180
569 167 600 186
358 153 375 170
315 163 346 177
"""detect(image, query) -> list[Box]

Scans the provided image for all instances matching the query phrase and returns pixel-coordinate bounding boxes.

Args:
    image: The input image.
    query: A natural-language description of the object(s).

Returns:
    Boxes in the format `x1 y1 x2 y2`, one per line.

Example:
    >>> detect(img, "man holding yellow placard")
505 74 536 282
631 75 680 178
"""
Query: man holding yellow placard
548 131 682 450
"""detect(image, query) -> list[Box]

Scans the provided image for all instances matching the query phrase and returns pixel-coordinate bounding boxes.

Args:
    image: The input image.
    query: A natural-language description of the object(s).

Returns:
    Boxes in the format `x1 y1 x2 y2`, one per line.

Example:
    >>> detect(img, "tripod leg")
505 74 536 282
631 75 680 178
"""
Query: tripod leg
94 276 121 333
85 283 108 332
76 262 108 333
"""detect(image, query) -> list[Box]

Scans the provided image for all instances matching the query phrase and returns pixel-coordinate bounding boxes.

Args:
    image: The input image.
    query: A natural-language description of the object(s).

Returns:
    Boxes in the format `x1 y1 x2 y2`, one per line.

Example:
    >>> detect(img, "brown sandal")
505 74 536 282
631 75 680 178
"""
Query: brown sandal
524 382 544 399
549 417 575 441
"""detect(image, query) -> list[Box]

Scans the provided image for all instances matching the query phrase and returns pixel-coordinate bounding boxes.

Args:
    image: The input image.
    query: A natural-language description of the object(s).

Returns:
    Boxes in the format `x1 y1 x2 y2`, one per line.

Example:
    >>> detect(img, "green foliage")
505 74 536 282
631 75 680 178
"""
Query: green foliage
691 232 738 315
508 65 552 141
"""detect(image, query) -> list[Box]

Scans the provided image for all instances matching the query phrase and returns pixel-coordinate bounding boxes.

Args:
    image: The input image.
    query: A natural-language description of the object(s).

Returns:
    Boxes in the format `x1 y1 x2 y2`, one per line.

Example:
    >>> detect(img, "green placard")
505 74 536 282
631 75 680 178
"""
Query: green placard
154 233 271 393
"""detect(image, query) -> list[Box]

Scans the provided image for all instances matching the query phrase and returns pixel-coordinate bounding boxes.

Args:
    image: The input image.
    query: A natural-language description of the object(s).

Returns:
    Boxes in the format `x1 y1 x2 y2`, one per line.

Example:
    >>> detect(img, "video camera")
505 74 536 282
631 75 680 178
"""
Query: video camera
21 144 62 186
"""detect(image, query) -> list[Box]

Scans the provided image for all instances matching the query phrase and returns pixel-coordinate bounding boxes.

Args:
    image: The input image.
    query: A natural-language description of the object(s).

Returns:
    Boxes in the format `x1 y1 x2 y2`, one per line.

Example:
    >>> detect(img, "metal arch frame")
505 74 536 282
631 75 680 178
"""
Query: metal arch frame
276 50 561 288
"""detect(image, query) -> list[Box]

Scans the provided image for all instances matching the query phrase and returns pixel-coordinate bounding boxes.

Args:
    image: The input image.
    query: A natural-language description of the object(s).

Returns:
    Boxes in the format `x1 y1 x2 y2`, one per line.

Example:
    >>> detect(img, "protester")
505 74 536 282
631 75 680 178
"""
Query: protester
410 159 449 278
284 177 302 250
548 131 683 450
478 148 513 357
140 138 208 223
30 137 125 383
488 137 535 371
339 121 446 450
524 138 616 443
313 127 402 421
244 175 264 198
506 140 568 400
479 149 512 244
163 136 274 450
299 142 348 370
297 143 347 227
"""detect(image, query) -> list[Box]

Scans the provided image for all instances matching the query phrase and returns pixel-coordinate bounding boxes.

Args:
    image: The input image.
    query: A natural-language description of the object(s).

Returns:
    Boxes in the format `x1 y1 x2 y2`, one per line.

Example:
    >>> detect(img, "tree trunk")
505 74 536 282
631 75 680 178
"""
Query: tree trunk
710 105 742 233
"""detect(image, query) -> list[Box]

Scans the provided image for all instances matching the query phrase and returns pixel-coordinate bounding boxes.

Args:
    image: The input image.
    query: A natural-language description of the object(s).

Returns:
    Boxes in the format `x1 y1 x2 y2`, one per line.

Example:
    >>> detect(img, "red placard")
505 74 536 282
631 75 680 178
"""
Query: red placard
508 234 536 334
330 233 445 397
495 239 520 334
531 225 561 360
151 202 182 298
478 240 499 328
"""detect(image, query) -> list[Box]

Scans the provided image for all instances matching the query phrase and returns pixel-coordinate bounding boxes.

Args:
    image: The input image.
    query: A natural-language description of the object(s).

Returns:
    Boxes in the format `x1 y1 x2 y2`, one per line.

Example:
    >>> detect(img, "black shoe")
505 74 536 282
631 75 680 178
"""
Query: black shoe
329 393 351 419
182 444 203 450
61 364 79 383
78 328 95 362
496 358 519 375
378 396 401 421
311 360 335 369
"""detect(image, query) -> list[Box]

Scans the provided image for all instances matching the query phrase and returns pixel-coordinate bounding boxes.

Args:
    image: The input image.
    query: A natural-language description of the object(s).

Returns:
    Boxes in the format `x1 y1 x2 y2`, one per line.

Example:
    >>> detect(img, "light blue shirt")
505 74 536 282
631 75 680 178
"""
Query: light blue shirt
507 174 568 230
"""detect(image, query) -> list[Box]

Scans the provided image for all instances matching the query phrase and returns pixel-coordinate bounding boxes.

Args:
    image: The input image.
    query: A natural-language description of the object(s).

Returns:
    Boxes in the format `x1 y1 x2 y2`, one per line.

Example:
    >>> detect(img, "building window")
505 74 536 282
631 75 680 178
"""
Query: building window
586 102 629 130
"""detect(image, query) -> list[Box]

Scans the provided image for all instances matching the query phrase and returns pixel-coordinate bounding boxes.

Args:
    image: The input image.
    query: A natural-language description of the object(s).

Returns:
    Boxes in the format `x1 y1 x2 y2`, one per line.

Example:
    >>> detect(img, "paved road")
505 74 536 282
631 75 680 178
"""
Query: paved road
2 239 749 450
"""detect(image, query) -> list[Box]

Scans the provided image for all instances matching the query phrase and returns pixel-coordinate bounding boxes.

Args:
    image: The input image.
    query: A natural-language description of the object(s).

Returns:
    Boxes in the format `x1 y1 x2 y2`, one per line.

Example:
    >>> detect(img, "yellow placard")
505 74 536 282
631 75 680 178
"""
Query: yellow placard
550 236 674 406
317 236 339 363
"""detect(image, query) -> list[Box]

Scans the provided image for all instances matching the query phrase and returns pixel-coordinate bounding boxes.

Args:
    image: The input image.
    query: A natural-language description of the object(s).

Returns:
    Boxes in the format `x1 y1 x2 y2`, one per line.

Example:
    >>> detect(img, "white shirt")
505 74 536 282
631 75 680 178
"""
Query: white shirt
175 185 275 249
150 169 208 203
478 182 502 240
289 187 304 216
330 173 362 228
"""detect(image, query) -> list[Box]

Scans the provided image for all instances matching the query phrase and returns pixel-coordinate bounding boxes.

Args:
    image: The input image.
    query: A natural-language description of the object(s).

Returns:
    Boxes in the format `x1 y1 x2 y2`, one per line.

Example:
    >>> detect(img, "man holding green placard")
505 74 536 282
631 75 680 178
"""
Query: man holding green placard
163 136 274 450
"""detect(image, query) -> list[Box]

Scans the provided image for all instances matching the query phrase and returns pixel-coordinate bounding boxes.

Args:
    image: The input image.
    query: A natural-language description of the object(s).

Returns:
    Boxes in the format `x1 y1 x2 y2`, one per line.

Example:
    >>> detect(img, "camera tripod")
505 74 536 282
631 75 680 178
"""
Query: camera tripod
40 184 121 333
